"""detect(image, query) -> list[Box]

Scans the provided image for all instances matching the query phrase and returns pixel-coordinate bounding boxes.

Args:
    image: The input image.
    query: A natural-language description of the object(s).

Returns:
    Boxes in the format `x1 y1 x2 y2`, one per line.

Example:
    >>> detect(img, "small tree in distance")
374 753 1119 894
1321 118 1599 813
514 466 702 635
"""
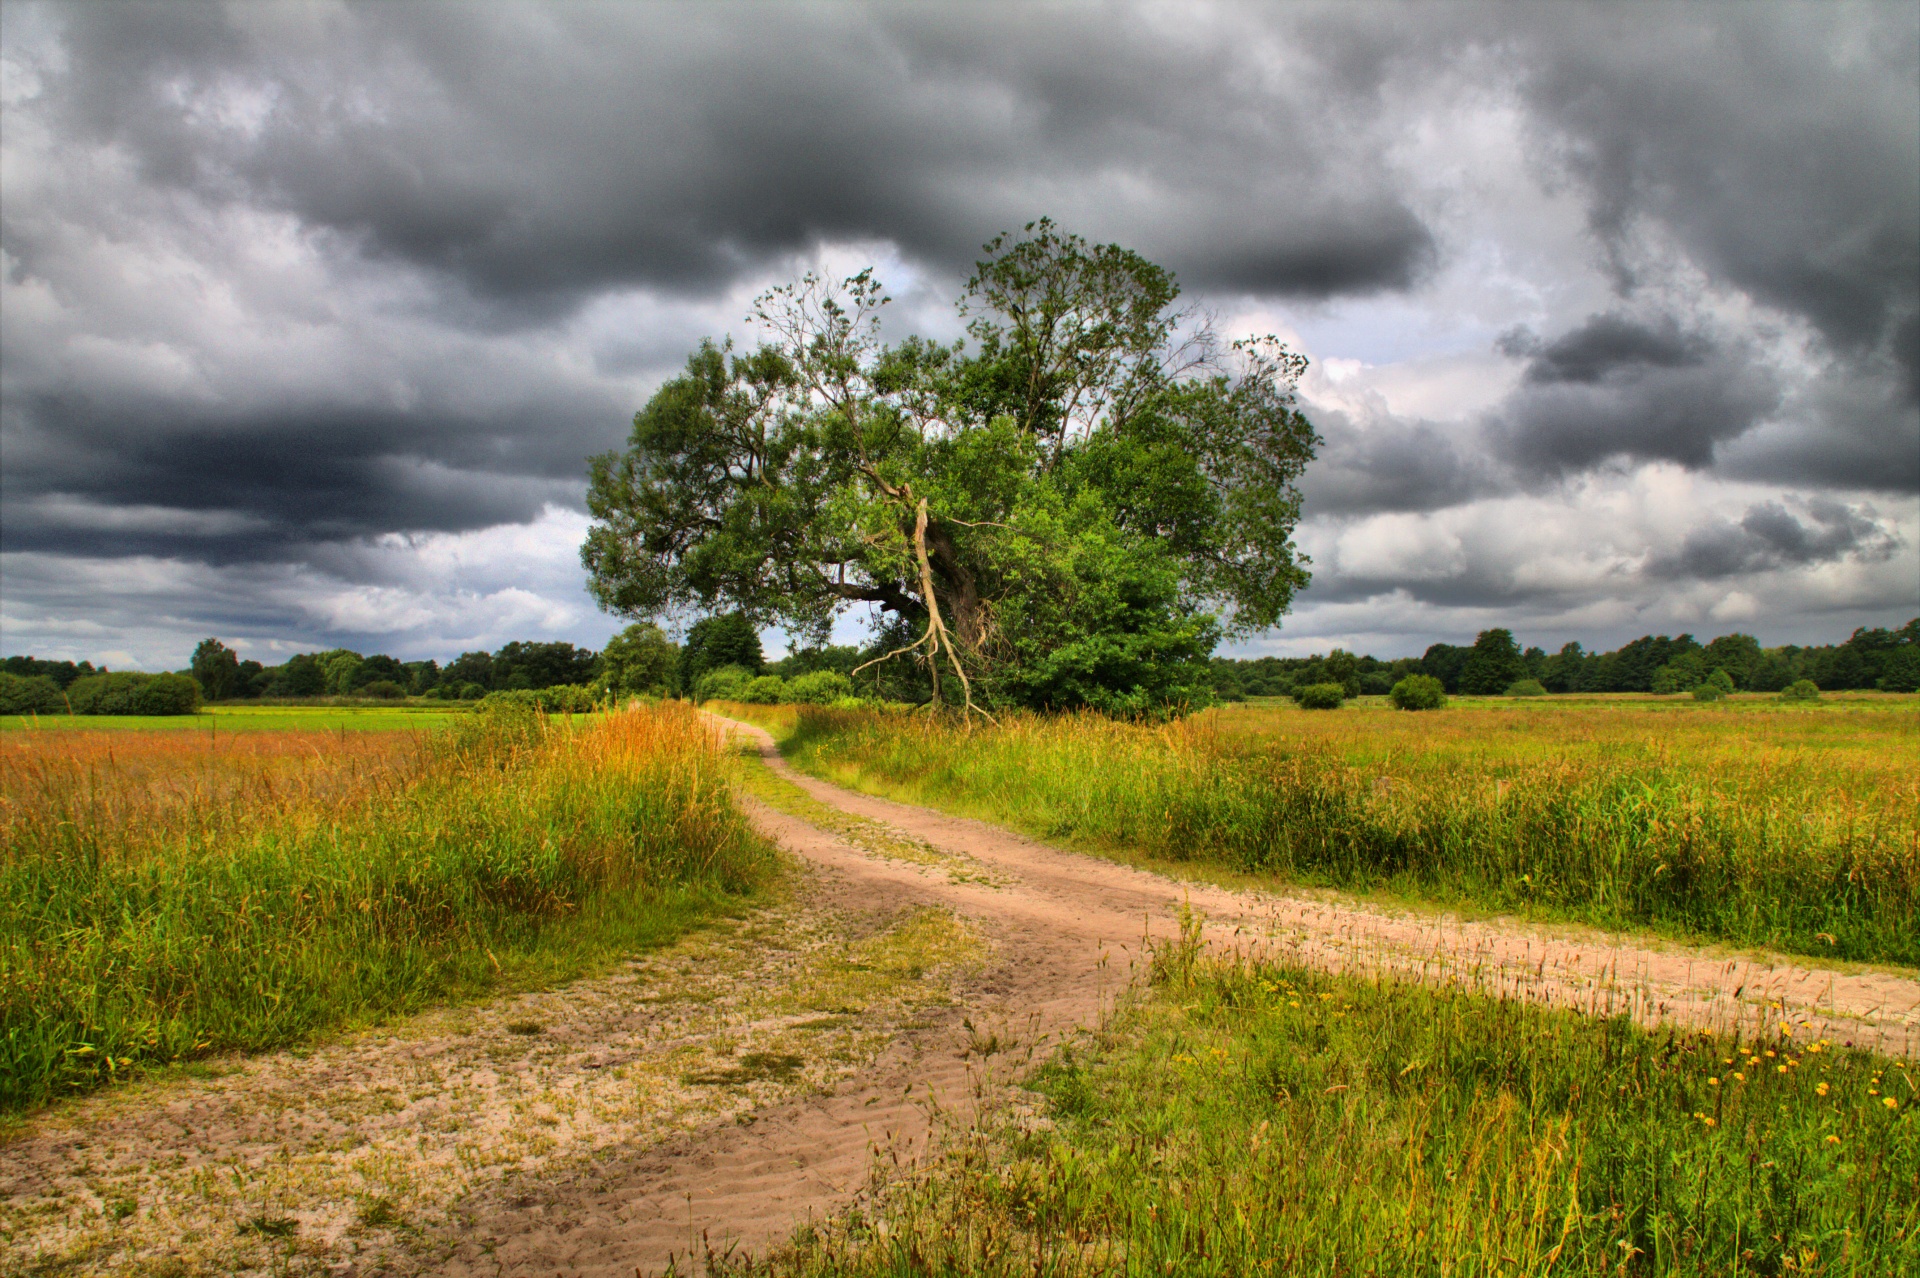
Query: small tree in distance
1391 674 1447 711
190 638 241 701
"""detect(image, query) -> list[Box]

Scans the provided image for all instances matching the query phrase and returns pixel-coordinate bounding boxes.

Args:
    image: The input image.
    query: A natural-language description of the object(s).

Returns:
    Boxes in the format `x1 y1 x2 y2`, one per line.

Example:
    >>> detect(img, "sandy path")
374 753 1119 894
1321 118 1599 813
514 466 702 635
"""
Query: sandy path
738 719 1917 1059
6 716 1912 1277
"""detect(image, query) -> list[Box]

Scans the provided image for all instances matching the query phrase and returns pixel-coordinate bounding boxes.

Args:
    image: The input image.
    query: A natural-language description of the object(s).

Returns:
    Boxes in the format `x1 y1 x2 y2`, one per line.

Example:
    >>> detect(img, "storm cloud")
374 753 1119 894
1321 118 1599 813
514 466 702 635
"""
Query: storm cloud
1 1 1914 666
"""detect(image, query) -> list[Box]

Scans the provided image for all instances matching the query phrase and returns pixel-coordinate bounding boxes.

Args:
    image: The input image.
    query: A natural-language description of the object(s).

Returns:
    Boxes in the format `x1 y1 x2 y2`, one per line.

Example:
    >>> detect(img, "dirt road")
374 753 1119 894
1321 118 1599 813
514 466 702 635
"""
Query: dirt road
5 715 1913 1276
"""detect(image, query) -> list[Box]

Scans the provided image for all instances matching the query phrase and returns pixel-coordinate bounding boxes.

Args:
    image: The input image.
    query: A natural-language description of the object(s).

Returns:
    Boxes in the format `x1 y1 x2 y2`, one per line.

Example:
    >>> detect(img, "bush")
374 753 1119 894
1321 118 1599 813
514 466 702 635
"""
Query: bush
481 684 598 714
1505 679 1547 697
739 675 786 704
784 669 855 705
358 680 406 700
693 665 751 703
1389 675 1447 711
0 672 65 715
64 672 201 716
1780 679 1821 703
459 682 486 701
1295 683 1345 710
1691 668 1736 703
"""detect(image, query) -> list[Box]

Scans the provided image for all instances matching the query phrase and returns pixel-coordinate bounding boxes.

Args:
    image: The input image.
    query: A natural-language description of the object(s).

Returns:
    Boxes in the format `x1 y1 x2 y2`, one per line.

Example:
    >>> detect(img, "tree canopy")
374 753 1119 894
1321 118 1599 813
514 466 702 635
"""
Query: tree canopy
581 221 1320 715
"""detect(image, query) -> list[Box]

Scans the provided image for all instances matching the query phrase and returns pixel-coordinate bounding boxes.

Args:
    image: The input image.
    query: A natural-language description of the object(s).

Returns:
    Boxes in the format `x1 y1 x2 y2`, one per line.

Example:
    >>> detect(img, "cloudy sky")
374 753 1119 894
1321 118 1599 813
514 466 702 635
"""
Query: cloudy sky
2 1 1915 670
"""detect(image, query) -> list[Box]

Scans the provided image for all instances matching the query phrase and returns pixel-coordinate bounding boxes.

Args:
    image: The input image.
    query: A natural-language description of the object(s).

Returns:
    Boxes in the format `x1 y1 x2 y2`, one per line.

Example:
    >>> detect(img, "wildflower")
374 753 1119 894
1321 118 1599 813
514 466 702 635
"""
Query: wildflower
1708 1077 1721 1087
1886 1097 1900 1111
1825 1134 1841 1144
1734 1072 1746 1082
1702 1117 1717 1128
1870 1089 1880 1096
1777 1065 1788 1074
1764 1050 1776 1059
1817 1082 1830 1097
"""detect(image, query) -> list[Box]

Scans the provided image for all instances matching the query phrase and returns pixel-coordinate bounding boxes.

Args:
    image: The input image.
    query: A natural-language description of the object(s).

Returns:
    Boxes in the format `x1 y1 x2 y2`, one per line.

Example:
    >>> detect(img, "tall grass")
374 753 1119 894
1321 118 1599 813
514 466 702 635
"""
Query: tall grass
750 702 1919 965
737 921 1917 1276
0 704 771 1111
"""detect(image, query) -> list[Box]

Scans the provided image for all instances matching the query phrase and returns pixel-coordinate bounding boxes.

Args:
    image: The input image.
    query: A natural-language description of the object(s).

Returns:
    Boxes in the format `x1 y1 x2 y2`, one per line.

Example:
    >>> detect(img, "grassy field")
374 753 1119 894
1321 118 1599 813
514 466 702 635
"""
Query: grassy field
1 702 475 734
734 917 1918 1277
0 703 773 1112
720 695 1920 966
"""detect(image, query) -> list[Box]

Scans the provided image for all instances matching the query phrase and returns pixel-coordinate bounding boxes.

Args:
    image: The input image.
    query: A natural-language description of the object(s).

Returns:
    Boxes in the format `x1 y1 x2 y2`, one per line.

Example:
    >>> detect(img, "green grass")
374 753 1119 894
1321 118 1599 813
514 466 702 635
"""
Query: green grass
734 916 1918 1277
1 702 475 734
0 704 774 1112
722 699 1920 967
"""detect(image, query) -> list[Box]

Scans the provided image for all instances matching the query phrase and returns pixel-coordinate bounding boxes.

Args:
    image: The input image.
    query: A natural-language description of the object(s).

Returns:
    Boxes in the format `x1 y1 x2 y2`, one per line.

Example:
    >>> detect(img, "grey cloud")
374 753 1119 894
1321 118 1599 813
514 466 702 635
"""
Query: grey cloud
1488 312 1780 474
1299 408 1498 516
1646 498 1902 580
31 2 1435 313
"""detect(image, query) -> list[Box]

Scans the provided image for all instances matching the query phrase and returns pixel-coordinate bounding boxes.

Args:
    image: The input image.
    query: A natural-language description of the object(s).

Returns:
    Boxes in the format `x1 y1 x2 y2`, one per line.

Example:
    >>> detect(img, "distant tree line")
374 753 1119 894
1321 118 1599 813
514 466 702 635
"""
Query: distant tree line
6 614 1915 715
1211 618 1920 701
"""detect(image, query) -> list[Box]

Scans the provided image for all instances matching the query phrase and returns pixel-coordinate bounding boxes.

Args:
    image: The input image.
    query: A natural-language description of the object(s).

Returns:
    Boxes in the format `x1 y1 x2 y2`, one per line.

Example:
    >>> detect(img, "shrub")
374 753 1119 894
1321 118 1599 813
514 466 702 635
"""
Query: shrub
64 672 201 716
1505 679 1547 697
459 682 487 701
693 665 751 702
1691 668 1736 702
1780 679 1821 703
1649 664 1686 695
784 669 855 705
1389 675 1447 711
1295 683 1345 710
481 684 598 714
739 675 787 704
358 680 406 700
0 672 65 715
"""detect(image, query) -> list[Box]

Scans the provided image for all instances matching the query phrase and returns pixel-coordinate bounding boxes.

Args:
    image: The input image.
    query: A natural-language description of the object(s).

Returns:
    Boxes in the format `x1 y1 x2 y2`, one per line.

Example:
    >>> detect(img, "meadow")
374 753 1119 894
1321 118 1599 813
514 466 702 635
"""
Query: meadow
0 702 772 1112
722 695 1920 966
0 702 474 734
735 919 1918 1276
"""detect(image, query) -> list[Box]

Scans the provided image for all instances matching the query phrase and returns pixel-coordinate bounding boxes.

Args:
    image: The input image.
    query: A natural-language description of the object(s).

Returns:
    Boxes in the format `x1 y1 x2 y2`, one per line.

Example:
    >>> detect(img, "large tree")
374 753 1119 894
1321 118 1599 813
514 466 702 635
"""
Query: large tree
582 221 1320 715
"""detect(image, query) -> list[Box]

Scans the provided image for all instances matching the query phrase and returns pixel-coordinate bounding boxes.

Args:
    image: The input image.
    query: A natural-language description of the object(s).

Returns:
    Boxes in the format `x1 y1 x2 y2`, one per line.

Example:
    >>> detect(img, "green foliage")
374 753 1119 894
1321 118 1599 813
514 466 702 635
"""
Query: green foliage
1781 679 1821 702
751 947 1917 1275
189 638 242 701
783 670 855 705
693 664 752 703
1505 678 1547 697
679 613 765 691
1389 674 1447 710
582 220 1317 717
1459 628 1524 695
63 672 201 716
1293 682 1345 709
479 684 597 714
1879 644 1920 693
0 672 65 715
739 675 787 704
1691 668 1737 703
598 622 678 700
0 656 99 690
357 680 406 700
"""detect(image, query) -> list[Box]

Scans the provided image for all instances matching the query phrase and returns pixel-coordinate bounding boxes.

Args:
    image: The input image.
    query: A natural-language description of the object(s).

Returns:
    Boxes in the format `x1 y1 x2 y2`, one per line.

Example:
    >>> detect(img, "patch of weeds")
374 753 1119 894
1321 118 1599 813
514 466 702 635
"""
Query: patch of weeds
356 1195 402 1228
791 1017 853 1031
683 1052 805 1087
237 1214 298 1239
504 1020 543 1036
105 1197 136 1221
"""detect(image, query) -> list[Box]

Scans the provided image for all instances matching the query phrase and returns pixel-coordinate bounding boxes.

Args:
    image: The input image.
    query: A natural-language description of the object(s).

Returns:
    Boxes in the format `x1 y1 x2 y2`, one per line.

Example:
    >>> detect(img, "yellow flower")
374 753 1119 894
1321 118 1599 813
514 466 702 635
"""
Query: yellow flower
1764 1050 1776 1059
1776 1065 1788 1074
1825 1134 1841 1144
1886 1097 1901 1110
1734 1072 1746 1082
1702 1117 1717 1128
1817 1082 1830 1097
1708 1077 1721 1086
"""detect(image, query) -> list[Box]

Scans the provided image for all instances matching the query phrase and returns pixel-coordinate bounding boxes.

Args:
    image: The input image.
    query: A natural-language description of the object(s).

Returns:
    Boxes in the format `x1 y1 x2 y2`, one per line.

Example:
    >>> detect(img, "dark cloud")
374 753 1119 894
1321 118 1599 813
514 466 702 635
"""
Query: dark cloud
1299 408 1496 516
29 2 1435 314
1646 498 1902 580
1487 312 1780 474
